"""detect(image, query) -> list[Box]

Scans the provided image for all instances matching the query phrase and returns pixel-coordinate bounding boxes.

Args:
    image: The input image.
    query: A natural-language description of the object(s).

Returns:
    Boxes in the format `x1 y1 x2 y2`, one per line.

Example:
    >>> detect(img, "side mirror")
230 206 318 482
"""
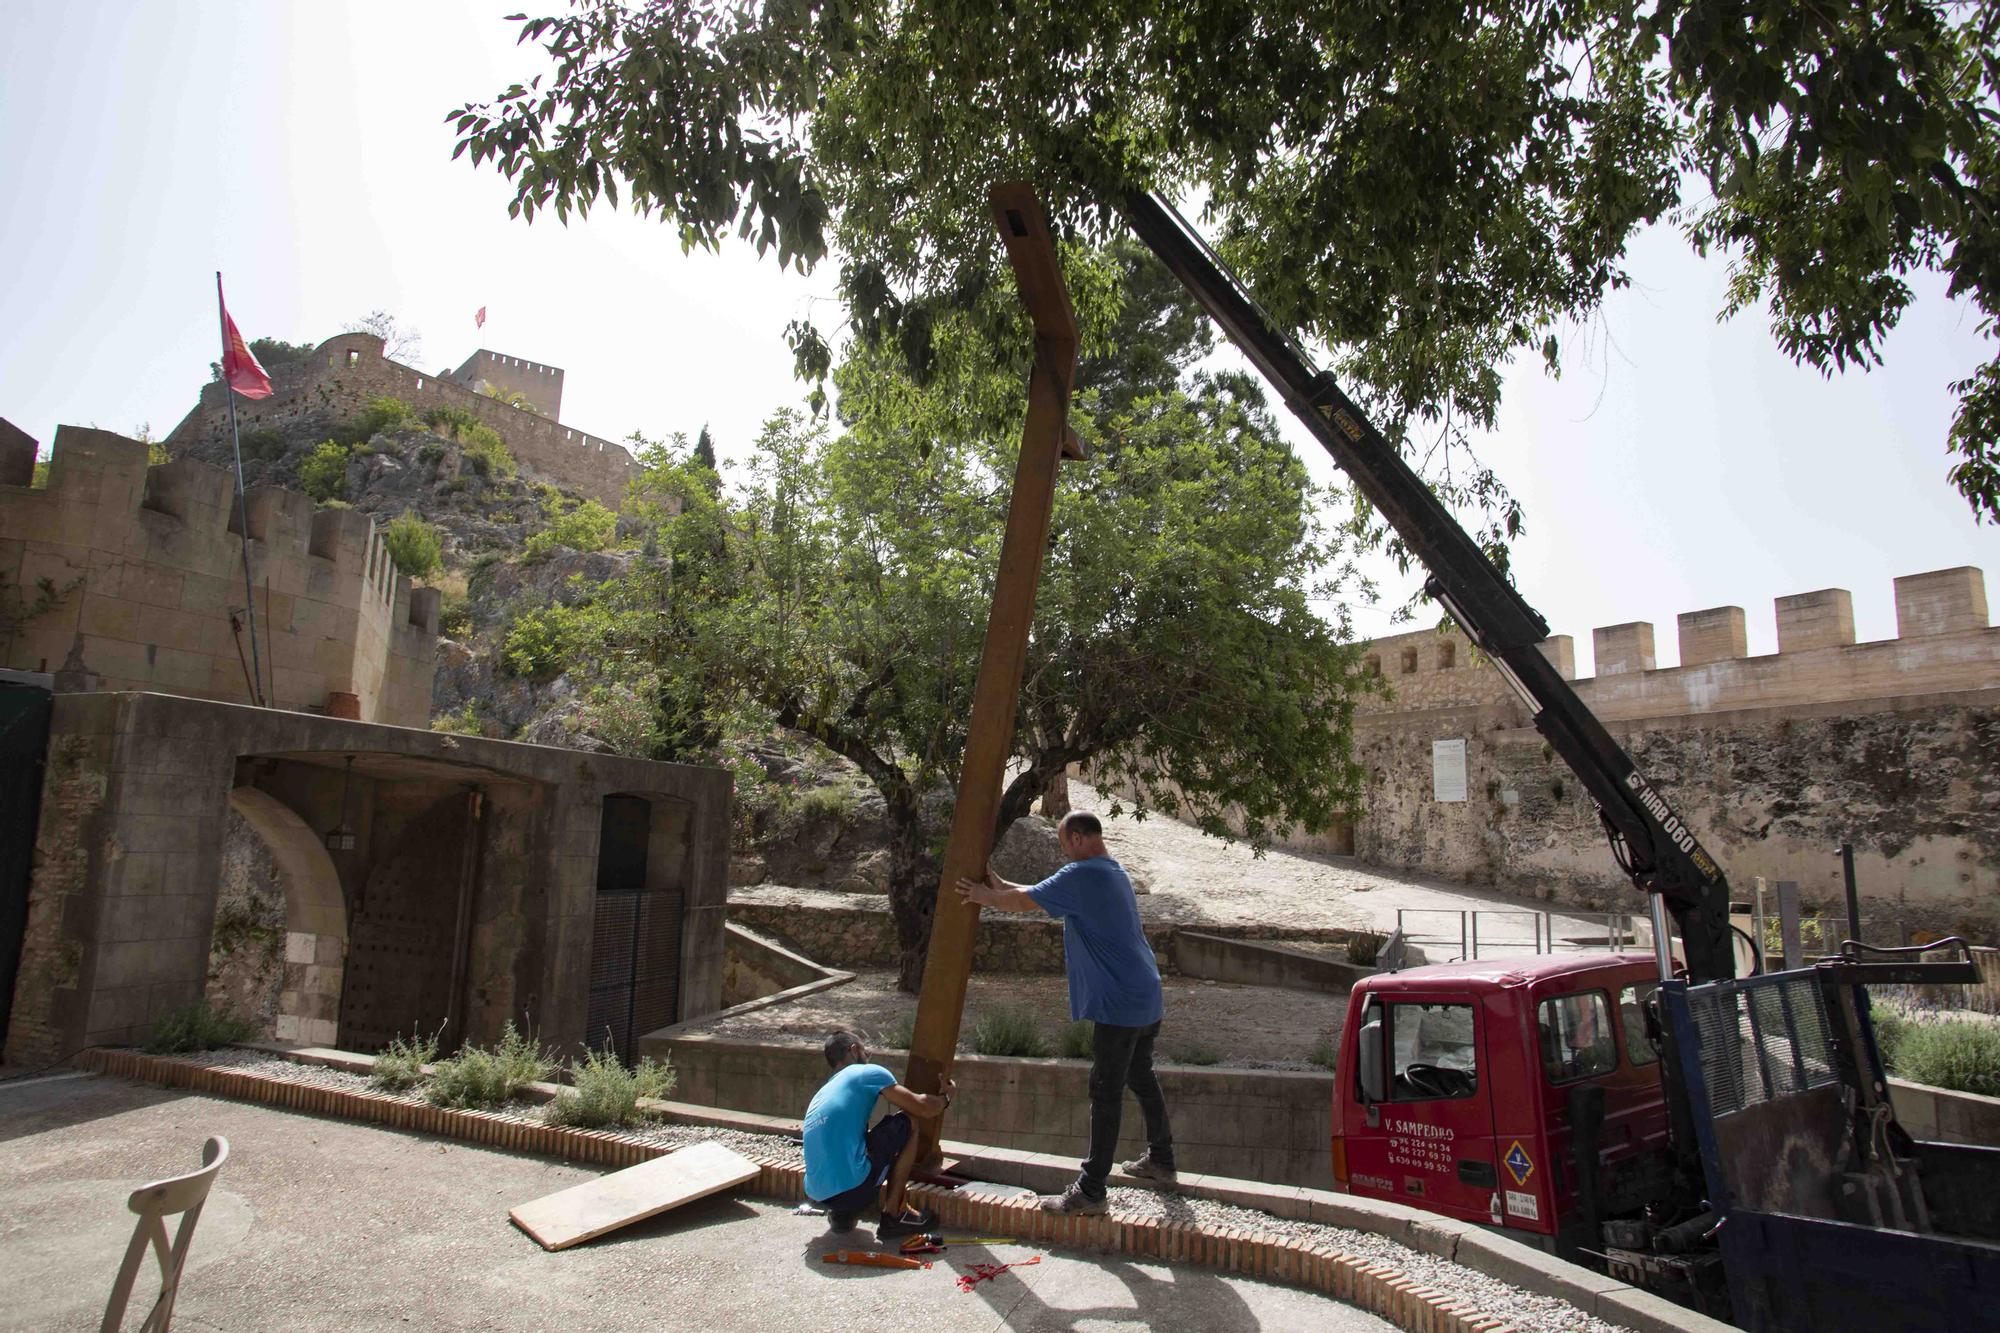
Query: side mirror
1357 1019 1386 1104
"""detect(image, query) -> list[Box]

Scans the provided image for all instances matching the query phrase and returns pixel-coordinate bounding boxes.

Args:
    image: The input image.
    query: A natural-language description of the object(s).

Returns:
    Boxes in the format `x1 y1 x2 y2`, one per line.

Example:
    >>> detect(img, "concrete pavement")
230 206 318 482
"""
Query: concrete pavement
3 1073 1393 1331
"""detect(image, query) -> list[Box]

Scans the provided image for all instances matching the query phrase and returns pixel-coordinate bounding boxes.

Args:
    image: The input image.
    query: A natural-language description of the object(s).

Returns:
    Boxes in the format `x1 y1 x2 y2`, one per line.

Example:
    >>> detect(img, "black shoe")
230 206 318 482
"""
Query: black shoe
828 1210 859 1233
1118 1152 1179 1187
875 1206 938 1242
1039 1185 1108 1216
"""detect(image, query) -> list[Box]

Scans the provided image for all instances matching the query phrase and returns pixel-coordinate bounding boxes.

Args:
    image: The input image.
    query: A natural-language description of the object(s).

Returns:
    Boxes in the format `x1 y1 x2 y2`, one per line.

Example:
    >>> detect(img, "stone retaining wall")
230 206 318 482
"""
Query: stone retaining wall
1173 931 1377 994
1890 1077 2000 1146
643 1030 1334 1187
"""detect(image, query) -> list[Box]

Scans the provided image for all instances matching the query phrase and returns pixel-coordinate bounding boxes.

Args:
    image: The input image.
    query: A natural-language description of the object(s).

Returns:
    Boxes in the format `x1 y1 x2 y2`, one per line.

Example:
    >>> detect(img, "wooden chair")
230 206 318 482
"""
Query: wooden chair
100 1136 230 1333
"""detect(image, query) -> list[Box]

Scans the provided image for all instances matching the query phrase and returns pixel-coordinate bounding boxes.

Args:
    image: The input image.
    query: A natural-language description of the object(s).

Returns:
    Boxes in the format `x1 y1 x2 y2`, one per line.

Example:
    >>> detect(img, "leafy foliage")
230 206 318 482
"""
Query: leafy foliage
970 1004 1051 1057
544 1048 677 1128
333 395 414 447
454 0 2000 526
426 1022 554 1108
241 426 287 461
143 1000 252 1054
876 1010 916 1050
298 441 351 503
383 511 443 580
524 497 617 559
210 336 315 382
458 424 516 479
1894 1017 2000 1096
481 384 545 414
1346 933 1385 967
370 1029 440 1092
1056 1020 1095 1059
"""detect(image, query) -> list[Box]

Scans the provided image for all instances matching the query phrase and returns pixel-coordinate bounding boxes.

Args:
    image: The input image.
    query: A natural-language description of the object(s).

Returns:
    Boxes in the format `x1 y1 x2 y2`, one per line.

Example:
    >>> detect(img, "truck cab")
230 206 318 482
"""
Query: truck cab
1332 953 1671 1248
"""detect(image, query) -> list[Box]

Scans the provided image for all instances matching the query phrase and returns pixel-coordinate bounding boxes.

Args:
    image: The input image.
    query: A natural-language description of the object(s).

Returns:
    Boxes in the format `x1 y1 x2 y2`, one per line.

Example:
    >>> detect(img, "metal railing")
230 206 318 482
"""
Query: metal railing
1393 907 1644 963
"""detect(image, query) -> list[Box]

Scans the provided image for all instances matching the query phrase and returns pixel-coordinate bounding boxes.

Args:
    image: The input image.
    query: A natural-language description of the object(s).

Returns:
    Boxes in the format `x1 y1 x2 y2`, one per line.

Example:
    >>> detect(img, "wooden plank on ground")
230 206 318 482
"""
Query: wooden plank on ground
509 1141 758 1251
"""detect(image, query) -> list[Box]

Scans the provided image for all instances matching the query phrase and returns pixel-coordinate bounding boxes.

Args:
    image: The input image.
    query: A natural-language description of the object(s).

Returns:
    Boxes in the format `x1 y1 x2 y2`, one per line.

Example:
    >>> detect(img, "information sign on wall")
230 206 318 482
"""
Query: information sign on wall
1432 738 1468 802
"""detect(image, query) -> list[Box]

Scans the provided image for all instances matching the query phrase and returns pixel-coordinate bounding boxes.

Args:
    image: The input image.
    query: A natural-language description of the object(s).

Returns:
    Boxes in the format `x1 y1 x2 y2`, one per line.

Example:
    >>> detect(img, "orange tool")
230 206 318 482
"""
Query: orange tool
821 1250 931 1270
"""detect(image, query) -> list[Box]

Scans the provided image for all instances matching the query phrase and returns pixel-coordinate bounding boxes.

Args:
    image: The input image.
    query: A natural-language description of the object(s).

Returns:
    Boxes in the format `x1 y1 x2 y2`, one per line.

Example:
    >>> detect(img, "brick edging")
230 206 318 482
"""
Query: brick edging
78 1048 1519 1333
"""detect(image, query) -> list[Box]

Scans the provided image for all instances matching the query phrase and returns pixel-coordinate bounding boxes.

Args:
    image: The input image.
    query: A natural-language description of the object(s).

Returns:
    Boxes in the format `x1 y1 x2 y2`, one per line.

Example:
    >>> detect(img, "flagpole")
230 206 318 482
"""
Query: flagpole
216 272 267 708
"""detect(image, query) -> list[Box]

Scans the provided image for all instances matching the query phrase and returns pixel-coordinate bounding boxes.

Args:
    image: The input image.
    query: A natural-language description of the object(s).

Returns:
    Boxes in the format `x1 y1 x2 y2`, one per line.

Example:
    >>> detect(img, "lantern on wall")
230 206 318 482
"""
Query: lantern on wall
324 755 358 852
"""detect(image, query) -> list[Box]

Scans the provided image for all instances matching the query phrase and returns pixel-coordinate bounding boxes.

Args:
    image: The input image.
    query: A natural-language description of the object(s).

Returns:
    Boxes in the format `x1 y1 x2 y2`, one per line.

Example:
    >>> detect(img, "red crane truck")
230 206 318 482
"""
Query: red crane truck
1115 189 2000 1330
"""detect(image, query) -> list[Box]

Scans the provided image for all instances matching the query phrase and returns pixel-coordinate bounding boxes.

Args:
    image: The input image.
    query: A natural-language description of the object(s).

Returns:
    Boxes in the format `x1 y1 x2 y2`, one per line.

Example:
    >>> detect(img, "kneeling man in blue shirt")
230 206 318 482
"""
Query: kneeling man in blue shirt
958 810 1174 1215
803 1030 955 1240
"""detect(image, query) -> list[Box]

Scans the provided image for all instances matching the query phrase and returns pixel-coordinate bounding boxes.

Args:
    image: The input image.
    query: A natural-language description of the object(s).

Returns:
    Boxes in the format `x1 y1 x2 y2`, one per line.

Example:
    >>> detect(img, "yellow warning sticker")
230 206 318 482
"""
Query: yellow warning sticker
1503 1140 1535 1186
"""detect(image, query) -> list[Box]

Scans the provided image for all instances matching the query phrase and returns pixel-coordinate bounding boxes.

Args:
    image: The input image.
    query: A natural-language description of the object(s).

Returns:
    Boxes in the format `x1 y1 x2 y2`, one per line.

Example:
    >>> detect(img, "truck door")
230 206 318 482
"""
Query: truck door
1343 994 1501 1222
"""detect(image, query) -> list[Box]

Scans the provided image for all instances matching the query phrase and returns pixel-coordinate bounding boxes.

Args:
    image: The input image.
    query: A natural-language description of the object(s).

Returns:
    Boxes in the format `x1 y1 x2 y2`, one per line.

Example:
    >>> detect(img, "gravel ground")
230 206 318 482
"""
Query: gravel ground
170 1048 1627 1332
701 971 1346 1070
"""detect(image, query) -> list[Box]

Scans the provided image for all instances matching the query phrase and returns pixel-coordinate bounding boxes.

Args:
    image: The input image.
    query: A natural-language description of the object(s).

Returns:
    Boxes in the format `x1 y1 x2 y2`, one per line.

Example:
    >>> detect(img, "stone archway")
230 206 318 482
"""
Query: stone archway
210 787 349 1046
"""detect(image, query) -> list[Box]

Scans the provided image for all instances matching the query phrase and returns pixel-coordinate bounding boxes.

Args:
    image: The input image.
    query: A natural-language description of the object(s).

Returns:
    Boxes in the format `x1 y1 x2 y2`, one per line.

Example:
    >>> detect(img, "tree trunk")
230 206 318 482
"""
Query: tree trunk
1039 771 1071 821
881 792 936 994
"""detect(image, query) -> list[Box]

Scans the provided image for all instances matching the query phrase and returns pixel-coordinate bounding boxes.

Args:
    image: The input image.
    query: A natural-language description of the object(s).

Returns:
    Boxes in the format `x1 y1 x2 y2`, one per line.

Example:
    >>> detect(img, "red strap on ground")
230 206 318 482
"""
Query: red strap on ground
956 1255 1042 1292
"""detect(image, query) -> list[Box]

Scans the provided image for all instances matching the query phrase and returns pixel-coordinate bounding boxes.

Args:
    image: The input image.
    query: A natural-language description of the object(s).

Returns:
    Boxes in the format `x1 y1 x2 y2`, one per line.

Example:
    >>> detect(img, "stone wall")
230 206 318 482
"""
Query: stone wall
167 333 632 506
448 348 565 421
647 1031 1335 1187
0 425 437 727
723 922 838 1007
1349 568 2000 938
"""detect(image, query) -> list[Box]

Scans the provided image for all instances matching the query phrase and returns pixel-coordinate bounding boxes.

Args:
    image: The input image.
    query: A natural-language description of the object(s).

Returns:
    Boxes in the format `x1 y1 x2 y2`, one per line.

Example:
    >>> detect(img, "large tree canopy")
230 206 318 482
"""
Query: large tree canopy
515 244 1372 986
453 1 2000 525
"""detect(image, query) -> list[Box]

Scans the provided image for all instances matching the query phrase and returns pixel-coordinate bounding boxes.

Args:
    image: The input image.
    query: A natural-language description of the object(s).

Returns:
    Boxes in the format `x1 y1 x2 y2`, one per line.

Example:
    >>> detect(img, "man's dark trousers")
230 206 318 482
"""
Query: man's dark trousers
1077 1020 1174 1199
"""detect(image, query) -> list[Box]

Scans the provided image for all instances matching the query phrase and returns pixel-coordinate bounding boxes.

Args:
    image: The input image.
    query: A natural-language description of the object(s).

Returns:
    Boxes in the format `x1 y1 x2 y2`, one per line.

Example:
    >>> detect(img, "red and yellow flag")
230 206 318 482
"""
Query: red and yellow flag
217 276 272 399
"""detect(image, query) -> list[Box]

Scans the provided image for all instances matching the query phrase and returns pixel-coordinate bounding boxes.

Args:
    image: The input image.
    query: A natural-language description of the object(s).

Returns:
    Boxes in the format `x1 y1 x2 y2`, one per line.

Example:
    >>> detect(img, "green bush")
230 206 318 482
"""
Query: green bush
544 1048 677 1129
371 1029 439 1092
143 1000 252 1054
417 441 446 465
1894 1019 2000 1097
423 404 481 435
1057 1020 1095 1059
459 423 516 479
1165 1042 1222 1066
970 1004 1050 1057
426 1022 554 1109
1346 933 1385 967
524 498 618 560
383 511 442 580
437 592 472 638
877 1011 916 1050
241 426 287 461
1307 1034 1338 1072
1873 1004 1911 1070
430 702 483 737
298 440 351 503
332 395 412 447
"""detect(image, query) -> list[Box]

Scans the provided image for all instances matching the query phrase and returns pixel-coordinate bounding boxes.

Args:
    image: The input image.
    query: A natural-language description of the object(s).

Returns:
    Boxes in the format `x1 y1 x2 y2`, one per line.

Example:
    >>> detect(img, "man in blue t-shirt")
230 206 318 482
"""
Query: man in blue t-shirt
957 809 1175 1215
802 1030 956 1240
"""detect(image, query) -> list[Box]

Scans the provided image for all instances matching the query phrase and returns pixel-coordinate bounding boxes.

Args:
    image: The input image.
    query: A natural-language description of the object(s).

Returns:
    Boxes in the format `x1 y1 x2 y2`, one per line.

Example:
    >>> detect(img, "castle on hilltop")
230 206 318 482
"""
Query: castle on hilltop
166 333 635 506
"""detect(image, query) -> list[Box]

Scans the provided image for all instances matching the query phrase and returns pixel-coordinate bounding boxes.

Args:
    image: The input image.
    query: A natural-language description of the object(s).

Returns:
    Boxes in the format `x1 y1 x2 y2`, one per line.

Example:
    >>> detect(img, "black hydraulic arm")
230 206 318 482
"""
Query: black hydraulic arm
1119 190 1736 983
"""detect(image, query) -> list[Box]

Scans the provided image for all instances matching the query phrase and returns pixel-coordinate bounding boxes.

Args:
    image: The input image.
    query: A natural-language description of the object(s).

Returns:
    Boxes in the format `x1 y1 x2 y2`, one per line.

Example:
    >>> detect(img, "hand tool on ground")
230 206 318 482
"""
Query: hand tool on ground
822 1250 930 1270
956 1255 1042 1291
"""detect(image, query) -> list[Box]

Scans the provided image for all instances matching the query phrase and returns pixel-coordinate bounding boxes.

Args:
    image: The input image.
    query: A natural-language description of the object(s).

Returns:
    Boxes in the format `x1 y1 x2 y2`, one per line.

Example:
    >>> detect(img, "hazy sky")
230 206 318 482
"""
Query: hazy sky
4 1 1994 670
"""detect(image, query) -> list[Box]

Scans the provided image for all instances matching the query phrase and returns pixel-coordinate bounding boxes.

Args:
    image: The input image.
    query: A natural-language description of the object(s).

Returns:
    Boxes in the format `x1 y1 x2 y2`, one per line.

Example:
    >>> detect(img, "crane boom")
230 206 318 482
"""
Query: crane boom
1118 190 1735 982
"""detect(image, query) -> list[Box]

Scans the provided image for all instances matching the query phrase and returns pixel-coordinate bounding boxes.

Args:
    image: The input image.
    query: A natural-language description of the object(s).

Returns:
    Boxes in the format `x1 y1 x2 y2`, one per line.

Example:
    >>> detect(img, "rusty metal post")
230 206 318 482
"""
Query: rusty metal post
904 184 1083 1165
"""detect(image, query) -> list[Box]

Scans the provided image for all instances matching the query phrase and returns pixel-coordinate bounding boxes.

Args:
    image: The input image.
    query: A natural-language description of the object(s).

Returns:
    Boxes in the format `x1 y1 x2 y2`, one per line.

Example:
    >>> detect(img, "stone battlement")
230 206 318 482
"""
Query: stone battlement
1 424 437 726
1359 565 1994 720
166 332 633 506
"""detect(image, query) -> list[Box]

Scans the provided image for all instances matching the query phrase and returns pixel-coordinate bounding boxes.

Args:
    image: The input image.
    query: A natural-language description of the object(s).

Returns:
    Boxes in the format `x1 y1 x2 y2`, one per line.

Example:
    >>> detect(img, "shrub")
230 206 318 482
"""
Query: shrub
524 498 617 560
1057 1020 1095 1059
417 441 446 465
877 1011 916 1050
383 511 443 580
242 426 287 461
545 1048 677 1129
1346 932 1385 967
298 440 351 503
1307 1034 1338 1072
143 1000 252 1054
430 702 483 736
371 1029 439 1092
1165 1042 1222 1066
1894 1019 2000 1097
437 592 472 638
332 395 412 447
459 423 516 479
427 1022 554 1109
423 404 481 435
1872 1004 1911 1070
970 1004 1050 1057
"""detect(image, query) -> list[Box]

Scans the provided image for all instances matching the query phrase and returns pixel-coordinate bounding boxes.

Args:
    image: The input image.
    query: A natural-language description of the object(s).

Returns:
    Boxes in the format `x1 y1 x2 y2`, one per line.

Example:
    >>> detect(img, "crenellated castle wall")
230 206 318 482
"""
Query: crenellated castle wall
1 424 438 727
165 333 633 506
1346 567 1999 939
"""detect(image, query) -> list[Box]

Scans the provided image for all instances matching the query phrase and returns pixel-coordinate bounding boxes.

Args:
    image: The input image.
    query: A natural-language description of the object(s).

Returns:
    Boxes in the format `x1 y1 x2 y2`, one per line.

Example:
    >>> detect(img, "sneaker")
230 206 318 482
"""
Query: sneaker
875 1206 938 1242
1118 1153 1179 1187
828 1210 859 1234
1038 1185 1108 1216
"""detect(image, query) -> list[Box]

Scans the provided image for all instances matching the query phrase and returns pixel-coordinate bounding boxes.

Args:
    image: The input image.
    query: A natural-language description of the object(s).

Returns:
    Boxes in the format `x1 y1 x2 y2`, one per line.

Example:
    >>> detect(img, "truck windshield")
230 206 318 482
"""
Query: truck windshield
1386 1002 1478 1101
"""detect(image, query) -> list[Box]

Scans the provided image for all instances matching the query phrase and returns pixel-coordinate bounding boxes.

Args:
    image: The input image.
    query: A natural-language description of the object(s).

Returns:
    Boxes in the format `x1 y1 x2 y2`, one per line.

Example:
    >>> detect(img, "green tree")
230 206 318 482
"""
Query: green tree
524 497 618 559
453 1 2000 525
525 252 1374 988
383 511 443 580
209 337 316 382
693 424 717 472
298 441 351 503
